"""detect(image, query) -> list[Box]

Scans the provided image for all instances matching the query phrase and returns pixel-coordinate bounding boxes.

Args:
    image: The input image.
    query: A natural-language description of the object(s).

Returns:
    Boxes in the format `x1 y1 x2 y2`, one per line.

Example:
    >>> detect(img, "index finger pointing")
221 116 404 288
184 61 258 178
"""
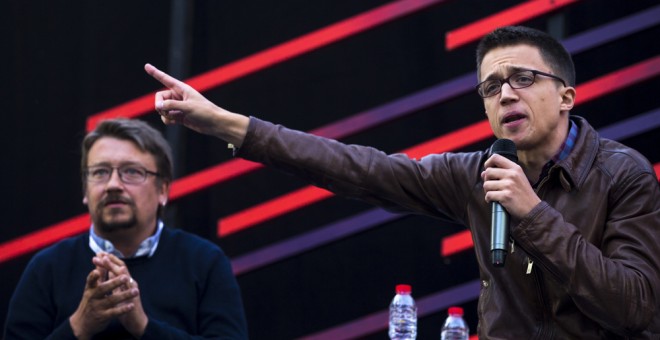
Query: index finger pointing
144 63 187 91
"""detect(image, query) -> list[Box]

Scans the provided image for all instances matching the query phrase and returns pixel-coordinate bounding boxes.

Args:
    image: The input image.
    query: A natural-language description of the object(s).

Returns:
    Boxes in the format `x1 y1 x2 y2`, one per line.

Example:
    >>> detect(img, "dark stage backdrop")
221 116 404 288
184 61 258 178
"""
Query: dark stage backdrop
3 1 659 338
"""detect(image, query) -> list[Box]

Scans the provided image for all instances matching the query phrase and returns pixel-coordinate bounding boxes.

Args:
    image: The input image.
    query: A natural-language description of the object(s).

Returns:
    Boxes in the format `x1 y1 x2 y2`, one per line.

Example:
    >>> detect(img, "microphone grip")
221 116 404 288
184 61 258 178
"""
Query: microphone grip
491 201 509 267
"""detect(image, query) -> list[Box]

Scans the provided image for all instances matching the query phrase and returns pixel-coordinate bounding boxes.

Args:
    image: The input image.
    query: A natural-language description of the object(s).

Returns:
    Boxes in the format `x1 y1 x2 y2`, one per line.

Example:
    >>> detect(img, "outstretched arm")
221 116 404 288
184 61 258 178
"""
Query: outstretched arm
144 63 250 147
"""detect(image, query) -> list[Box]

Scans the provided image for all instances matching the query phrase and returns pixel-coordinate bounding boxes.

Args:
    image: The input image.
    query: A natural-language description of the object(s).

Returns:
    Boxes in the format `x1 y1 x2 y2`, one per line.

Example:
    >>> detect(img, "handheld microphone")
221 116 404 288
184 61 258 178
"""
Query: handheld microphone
489 139 518 267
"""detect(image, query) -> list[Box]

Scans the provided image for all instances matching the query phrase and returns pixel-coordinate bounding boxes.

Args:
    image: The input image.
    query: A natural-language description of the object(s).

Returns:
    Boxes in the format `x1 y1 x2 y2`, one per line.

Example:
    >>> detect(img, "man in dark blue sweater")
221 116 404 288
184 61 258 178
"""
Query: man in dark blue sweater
4 119 248 339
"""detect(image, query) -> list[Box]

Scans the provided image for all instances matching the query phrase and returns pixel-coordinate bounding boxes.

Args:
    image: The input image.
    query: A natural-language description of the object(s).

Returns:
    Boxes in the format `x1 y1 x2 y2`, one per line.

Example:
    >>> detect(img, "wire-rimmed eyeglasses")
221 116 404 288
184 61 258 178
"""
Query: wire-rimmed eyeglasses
85 165 160 184
476 69 566 98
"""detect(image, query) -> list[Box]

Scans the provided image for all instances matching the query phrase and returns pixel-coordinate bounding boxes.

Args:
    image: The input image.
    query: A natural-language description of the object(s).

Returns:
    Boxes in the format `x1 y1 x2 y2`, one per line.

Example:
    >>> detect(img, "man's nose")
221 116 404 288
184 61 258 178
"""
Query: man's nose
105 169 124 188
499 82 518 104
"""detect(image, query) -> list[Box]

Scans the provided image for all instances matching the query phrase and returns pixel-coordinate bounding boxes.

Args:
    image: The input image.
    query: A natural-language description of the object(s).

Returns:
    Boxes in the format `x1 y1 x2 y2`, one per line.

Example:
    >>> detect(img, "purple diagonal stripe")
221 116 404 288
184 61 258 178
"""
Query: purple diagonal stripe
297 280 481 340
310 74 473 139
597 108 660 141
562 4 660 55
232 209 404 275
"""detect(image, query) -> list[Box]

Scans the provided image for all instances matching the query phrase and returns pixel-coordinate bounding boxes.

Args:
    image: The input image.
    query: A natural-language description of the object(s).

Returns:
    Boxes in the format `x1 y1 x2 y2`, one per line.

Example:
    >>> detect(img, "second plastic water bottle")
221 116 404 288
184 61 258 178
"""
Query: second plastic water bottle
388 284 417 340
440 306 469 340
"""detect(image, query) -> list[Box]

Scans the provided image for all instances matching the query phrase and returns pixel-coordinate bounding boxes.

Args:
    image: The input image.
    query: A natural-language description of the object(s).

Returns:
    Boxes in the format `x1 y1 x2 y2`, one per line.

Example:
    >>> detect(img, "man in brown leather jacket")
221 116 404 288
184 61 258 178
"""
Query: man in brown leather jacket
145 26 660 338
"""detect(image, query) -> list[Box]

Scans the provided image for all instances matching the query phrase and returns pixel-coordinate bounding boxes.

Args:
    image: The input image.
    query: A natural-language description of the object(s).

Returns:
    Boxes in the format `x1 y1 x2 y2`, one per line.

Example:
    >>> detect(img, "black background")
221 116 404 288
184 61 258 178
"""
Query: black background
2 1 659 338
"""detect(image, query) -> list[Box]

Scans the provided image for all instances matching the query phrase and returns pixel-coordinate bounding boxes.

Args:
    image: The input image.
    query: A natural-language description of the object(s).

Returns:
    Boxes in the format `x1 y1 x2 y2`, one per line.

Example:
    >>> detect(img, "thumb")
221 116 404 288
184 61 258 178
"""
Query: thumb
157 98 188 112
157 99 196 121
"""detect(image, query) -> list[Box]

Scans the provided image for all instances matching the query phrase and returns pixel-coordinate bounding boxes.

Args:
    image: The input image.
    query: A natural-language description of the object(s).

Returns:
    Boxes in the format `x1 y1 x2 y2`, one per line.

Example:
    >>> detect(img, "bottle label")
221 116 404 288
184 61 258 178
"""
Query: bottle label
389 304 417 339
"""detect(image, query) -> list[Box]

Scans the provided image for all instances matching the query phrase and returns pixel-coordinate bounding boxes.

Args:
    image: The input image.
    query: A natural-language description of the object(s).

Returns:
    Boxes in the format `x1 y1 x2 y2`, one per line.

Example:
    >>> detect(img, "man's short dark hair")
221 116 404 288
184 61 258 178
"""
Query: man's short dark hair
81 119 174 190
476 26 576 87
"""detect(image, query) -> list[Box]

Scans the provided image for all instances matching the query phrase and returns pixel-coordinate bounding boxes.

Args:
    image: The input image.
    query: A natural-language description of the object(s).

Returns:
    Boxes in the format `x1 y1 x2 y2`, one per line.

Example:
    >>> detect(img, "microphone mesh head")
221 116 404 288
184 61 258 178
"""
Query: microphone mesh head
491 139 518 163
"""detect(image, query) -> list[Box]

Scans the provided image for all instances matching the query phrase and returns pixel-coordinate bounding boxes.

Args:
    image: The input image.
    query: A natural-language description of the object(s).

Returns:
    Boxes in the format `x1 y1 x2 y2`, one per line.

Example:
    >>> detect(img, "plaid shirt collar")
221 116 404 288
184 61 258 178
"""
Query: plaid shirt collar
554 119 578 163
533 119 578 187
89 220 164 259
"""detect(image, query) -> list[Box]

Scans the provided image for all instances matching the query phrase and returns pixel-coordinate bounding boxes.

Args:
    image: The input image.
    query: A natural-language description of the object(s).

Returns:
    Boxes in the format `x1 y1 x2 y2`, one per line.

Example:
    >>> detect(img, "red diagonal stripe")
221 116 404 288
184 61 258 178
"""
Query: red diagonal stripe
216 57 660 237
170 159 261 199
406 120 493 158
86 0 446 131
574 56 660 105
219 188 334 236
0 214 90 263
445 0 580 51
441 230 473 257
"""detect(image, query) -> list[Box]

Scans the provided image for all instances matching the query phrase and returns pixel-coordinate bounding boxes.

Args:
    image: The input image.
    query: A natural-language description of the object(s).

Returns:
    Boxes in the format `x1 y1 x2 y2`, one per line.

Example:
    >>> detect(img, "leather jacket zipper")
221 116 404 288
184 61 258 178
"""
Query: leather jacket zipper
531 259 554 339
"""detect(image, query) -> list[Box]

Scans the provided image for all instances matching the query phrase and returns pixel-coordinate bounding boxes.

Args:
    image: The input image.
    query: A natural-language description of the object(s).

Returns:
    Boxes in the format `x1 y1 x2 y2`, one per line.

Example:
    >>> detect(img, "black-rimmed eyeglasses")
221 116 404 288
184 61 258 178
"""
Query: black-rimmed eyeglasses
476 69 566 98
85 165 160 184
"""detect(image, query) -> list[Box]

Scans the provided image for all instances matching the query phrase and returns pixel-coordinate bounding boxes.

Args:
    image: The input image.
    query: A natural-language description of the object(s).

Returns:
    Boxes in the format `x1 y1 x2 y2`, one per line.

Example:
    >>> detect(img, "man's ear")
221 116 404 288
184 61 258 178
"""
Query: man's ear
82 195 88 205
560 86 576 112
159 181 170 206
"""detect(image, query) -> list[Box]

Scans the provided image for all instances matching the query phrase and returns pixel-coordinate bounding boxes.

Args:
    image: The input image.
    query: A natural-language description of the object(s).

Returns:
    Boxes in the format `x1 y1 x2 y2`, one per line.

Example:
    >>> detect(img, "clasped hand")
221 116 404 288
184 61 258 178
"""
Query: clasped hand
69 252 147 339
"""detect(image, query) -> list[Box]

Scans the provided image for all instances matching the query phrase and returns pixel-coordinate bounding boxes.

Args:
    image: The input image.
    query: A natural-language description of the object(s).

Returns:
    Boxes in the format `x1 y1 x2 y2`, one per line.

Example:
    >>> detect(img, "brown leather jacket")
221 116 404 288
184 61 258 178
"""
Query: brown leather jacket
239 115 660 339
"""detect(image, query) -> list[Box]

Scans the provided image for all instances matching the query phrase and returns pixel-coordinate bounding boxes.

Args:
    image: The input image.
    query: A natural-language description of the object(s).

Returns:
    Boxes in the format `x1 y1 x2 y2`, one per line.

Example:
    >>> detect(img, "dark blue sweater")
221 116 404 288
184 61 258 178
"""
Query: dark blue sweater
4 227 248 339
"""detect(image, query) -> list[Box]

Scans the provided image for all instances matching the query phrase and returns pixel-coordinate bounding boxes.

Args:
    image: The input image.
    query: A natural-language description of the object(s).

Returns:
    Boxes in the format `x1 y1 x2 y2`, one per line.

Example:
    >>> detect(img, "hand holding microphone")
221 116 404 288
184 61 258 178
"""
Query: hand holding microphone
486 139 518 267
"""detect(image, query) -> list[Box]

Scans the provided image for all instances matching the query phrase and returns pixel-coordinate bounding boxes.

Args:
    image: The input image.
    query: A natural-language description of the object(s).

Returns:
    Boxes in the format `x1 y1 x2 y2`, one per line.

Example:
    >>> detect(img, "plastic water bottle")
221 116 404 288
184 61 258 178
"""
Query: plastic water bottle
440 306 469 340
388 284 417 340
